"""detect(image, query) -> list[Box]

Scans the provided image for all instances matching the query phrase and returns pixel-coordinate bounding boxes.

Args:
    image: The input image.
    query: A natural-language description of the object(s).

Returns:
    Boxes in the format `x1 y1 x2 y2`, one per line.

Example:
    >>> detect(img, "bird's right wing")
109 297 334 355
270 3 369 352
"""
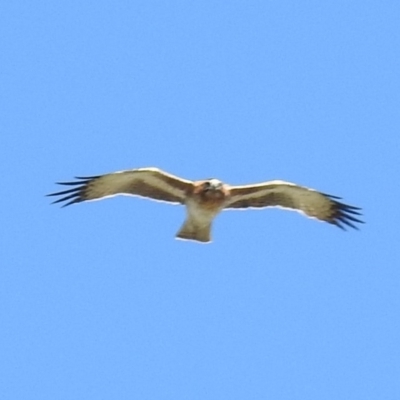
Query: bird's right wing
47 167 193 207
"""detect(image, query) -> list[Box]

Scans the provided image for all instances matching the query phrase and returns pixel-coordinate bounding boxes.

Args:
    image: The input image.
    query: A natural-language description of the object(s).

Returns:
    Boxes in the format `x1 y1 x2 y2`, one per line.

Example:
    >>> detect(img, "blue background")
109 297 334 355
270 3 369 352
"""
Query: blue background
1 2 399 399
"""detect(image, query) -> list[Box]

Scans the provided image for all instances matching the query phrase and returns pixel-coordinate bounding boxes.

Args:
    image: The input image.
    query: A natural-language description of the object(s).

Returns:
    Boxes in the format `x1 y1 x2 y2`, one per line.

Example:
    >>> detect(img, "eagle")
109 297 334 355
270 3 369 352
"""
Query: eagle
48 167 363 243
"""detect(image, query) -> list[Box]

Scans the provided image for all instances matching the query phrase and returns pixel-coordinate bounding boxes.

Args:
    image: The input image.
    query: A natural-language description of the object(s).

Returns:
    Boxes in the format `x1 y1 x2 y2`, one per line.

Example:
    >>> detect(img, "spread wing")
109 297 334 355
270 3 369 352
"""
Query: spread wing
224 180 363 230
47 167 193 207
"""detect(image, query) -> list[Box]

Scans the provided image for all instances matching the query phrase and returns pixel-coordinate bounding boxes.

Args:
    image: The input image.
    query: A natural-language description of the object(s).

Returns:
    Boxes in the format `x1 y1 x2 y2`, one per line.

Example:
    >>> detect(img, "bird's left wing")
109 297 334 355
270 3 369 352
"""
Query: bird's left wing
48 167 193 207
224 180 363 229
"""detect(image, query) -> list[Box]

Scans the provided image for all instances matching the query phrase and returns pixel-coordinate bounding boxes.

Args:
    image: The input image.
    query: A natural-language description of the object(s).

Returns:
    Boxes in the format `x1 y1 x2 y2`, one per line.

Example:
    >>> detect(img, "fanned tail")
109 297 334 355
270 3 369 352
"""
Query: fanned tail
176 219 212 243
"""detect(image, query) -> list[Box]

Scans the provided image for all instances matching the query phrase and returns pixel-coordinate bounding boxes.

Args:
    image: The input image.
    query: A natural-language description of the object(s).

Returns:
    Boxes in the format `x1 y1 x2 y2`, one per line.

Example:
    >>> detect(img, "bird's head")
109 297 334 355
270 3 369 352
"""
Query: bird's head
194 179 229 204
202 179 223 192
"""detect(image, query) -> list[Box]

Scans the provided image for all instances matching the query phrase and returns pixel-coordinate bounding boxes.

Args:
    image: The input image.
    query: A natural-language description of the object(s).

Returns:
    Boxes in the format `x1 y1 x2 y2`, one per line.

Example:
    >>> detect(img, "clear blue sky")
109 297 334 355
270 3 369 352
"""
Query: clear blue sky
1 2 399 399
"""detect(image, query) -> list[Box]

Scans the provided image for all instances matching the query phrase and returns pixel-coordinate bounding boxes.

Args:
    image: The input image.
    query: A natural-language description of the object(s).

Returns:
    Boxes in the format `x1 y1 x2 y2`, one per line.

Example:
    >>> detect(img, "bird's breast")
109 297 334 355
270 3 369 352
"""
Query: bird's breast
184 197 225 223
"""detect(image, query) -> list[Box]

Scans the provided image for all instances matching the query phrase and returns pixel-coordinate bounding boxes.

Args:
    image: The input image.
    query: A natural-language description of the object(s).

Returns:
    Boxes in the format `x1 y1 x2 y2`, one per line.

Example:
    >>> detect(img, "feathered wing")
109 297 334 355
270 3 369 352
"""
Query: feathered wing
47 167 193 207
224 180 363 229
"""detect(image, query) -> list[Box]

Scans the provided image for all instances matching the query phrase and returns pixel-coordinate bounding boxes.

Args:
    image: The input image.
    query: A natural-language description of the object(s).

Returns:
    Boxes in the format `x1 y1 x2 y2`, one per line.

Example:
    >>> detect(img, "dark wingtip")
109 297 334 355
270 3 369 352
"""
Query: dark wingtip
330 197 364 231
47 187 81 197
56 181 81 186
331 220 347 231
322 192 342 200
48 175 92 206
50 191 81 205
75 175 101 180
61 198 82 207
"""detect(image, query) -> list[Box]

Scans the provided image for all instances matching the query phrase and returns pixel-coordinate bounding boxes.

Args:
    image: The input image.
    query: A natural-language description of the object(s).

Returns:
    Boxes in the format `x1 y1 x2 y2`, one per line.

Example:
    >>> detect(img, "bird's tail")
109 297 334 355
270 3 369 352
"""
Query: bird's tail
176 219 212 243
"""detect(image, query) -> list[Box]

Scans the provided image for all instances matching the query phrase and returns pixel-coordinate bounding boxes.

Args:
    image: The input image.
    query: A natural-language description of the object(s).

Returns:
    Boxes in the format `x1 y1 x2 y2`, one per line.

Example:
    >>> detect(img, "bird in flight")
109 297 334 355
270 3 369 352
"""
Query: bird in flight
48 167 363 243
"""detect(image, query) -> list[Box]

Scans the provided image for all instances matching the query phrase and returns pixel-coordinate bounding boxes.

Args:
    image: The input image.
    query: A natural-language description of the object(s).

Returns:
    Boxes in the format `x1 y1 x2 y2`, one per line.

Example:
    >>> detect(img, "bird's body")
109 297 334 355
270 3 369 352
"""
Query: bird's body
177 179 228 242
48 167 363 243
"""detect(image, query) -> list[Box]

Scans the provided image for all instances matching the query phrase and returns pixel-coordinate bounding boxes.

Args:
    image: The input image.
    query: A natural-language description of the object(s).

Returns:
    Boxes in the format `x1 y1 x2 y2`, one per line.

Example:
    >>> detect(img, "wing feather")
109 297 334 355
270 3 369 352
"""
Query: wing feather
47 167 192 207
225 180 363 229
